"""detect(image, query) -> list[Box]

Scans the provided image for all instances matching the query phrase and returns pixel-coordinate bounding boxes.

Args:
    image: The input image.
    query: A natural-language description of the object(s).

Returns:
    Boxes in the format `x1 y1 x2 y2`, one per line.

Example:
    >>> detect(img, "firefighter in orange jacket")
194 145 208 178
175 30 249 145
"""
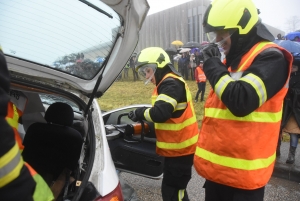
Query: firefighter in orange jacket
128 47 199 201
194 61 206 102
193 0 292 200
0 47 54 201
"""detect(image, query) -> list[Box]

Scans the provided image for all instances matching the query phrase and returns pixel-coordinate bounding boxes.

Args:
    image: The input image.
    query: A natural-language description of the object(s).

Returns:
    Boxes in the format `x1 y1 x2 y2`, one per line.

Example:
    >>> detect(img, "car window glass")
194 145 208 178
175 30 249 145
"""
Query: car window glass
104 108 139 125
39 94 81 114
0 0 121 80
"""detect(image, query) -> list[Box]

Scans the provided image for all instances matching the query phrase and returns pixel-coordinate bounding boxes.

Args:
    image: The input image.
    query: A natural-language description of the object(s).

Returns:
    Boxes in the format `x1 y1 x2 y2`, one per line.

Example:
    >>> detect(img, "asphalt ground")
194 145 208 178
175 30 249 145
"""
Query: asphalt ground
273 141 300 183
120 169 300 201
120 142 300 201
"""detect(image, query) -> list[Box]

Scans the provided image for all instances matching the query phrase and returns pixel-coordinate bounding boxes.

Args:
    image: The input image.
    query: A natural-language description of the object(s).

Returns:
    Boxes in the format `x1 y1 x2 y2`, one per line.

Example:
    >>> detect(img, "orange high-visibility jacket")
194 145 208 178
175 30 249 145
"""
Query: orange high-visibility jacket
150 73 199 157
194 42 292 190
195 67 206 83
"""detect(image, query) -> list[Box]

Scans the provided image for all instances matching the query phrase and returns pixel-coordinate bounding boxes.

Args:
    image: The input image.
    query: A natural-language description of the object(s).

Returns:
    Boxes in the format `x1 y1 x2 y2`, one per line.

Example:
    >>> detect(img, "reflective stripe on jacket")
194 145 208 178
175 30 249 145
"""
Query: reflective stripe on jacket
194 41 292 189
0 142 23 188
149 73 199 157
24 163 54 201
195 67 206 83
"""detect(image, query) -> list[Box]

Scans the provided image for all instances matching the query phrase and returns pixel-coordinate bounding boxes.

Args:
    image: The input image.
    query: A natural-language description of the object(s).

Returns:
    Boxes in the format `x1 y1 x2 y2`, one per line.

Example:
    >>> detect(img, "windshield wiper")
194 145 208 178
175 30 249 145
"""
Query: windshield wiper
79 0 113 19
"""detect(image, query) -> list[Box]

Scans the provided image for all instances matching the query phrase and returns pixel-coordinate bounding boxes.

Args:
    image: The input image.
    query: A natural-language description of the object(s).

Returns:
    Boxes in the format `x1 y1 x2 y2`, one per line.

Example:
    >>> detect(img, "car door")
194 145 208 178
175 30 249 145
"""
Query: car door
102 105 164 179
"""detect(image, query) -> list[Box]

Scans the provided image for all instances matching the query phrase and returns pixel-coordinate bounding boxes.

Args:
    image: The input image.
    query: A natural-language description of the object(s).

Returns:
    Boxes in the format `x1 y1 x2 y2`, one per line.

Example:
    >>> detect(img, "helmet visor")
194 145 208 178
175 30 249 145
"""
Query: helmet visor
207 29 236 47
137 64 157 85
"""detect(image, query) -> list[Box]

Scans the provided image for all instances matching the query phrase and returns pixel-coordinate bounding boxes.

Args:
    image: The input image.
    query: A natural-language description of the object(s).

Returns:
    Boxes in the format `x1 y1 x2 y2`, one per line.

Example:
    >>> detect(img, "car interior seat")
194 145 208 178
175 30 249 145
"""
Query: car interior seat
19 92 46 139
22 102 83 185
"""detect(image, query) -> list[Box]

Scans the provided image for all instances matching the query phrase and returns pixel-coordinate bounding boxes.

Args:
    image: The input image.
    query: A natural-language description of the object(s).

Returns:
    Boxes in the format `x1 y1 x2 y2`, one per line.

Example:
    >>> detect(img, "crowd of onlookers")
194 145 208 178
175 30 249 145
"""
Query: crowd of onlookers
277 33 300 42
177 50 203 81
120 50 205 82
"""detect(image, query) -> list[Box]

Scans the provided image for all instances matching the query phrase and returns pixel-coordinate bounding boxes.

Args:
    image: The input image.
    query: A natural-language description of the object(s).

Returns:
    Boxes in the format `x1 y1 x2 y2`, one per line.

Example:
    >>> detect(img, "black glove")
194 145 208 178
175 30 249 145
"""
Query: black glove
128 110 138 122
202 43 221 63
128 107 147 122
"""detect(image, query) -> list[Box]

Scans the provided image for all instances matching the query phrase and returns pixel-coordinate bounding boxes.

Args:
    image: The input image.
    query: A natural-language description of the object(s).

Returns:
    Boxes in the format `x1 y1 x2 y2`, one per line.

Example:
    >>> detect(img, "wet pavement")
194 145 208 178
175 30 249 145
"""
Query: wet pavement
273 141 300 183
120 141 300 201
120 168 300 201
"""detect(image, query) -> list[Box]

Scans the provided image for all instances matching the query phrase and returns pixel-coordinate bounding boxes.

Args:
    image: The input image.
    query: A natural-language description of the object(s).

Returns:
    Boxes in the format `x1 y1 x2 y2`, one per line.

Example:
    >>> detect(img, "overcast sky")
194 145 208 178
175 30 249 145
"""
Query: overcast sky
147 0 299 34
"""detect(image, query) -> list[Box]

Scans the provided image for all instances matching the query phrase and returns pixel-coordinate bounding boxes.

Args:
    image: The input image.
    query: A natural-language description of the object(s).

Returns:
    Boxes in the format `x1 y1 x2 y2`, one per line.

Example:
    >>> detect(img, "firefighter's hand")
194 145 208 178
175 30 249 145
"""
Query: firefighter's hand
128 110 138 122
202 43 221 62
128 108 146 122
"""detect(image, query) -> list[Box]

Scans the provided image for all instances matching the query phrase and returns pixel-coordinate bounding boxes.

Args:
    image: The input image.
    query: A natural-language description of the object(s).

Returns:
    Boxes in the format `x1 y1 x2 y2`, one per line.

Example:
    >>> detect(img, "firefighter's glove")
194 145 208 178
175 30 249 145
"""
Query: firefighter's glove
128 108 146 122
128 110 138 122
202 43 221 63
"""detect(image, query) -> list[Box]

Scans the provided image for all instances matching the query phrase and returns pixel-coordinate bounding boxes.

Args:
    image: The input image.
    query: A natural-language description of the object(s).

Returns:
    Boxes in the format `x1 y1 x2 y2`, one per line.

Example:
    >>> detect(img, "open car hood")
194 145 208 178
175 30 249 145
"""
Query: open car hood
2 0 149 97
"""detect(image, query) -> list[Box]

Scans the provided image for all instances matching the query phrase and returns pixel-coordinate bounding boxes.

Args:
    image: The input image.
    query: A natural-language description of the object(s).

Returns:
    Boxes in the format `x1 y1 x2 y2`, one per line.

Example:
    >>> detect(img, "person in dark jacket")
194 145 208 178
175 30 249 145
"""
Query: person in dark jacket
127 47 199 201
130 55 139 81
0 47 54 201
0 47 37 201
193 0 292 200
281 53 300 164
178 52 189 80
194 50 204 66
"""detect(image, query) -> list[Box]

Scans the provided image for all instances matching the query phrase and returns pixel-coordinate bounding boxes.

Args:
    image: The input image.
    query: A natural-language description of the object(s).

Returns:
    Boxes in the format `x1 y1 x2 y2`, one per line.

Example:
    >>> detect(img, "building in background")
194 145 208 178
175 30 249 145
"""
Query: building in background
136 0 284 53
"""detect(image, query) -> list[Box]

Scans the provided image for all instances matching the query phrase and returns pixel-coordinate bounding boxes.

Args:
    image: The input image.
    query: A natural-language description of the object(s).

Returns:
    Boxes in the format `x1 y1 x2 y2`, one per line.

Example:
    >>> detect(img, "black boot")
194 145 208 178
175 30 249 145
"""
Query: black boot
286 146 297 164
276 145 281 157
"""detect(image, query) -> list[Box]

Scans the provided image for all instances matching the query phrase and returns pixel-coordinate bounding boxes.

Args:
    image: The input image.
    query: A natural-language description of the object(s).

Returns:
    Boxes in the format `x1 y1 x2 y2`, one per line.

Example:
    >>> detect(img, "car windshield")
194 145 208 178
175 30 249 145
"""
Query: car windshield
0 0 121 79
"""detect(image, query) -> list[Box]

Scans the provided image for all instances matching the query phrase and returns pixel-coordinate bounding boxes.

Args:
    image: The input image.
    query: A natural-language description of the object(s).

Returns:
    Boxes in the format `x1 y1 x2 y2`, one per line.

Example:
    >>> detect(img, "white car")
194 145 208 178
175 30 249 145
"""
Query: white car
0 0 164 200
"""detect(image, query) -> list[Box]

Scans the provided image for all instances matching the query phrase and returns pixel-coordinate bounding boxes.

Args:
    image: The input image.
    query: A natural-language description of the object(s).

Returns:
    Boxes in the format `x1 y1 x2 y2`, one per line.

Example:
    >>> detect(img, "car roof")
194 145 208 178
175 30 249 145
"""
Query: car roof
1 0 149 97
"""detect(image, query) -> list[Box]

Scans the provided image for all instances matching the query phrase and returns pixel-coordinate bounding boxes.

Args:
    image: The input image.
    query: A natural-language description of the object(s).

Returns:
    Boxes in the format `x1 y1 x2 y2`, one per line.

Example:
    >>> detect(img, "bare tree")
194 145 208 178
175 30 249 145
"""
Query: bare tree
286 16 300 32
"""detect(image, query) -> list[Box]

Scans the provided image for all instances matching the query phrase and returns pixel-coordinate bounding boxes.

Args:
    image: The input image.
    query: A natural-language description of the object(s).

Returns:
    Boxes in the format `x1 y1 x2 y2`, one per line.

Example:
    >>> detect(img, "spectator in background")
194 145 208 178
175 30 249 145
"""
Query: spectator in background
189 54 196 81
130 55 139 81
178 52 189 80
182 52 190 80
280 53 300 164
293 36 300 42
124 62 130 79
80 53 84 60
194 61 206 102
76 53 81 63
277 33 282 40
194 50 203 66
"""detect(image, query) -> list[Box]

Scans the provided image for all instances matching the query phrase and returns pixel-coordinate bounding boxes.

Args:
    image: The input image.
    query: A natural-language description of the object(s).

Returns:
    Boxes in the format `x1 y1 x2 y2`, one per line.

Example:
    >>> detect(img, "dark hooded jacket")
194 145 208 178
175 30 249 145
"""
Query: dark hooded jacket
203 22 289 117
281 69 300 128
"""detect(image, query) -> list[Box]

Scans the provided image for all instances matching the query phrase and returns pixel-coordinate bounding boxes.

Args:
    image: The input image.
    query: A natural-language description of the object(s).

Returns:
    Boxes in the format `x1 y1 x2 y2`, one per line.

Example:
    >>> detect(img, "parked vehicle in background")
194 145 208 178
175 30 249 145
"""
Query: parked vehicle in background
0 0 151 200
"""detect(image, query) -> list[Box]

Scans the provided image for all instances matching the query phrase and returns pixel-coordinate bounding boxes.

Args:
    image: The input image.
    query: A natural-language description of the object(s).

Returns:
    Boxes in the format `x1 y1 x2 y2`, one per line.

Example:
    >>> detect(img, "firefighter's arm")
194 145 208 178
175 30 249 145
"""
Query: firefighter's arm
142 78 185 123
204 49 288 117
